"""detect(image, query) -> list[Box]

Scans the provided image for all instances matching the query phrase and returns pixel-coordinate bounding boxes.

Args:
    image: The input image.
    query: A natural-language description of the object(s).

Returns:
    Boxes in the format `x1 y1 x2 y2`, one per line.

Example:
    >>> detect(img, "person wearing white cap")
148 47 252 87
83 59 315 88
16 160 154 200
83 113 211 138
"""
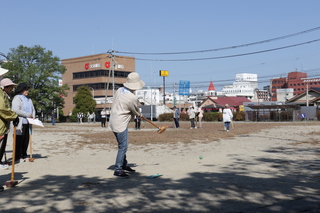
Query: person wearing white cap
188 106 196 129
0 78 19 192
223 104 233 132
109 72 145 178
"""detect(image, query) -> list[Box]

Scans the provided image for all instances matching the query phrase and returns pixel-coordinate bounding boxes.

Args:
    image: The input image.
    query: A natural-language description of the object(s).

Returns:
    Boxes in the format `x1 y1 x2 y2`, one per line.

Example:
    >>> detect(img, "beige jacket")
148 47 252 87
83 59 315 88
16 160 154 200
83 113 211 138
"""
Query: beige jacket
109 87 142 133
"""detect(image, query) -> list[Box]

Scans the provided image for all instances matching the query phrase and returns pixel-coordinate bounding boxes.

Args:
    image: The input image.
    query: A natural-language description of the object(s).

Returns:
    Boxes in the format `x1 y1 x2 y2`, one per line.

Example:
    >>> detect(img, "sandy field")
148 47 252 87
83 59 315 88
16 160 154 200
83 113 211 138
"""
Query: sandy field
0 121 319 213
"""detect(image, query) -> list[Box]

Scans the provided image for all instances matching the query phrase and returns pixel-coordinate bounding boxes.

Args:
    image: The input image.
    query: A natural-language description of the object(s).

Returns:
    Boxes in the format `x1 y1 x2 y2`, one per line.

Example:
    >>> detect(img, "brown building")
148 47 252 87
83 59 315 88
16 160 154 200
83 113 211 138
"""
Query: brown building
61 53 135 116
270 71 316 101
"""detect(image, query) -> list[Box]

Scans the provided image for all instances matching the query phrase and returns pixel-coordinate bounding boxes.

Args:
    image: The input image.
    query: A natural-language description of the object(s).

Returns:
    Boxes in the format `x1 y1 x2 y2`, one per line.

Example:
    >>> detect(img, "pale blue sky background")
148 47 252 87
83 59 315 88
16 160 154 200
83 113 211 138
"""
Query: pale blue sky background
1 1 320 92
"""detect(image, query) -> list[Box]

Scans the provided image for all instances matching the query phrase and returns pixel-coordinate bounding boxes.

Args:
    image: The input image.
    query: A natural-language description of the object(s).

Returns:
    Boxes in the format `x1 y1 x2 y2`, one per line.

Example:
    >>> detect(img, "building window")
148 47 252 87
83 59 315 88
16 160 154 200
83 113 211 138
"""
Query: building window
73 70 130 79
73 83 123 92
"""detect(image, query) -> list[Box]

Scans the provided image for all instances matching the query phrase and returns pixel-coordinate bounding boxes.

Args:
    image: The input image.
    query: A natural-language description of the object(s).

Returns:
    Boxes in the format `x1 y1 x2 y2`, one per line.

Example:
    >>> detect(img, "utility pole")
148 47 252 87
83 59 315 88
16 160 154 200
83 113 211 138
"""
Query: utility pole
107 49 116 96
306 82 309 107
173 83 176 106
159 70 169 105
104 50 114 111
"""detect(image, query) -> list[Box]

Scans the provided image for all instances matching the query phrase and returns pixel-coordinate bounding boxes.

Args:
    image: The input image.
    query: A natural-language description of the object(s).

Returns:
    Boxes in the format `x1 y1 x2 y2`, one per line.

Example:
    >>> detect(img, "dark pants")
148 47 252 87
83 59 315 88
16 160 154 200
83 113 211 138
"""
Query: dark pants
134 119 141 130
190 118 195 128
101 118 106 127
173 118 180 128
16 124 30 159
0 134 8 162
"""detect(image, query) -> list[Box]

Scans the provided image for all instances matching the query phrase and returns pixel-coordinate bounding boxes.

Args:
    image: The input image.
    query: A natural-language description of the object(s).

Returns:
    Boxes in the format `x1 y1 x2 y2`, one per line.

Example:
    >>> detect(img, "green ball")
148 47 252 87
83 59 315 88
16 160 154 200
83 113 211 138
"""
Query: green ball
199 156 203 159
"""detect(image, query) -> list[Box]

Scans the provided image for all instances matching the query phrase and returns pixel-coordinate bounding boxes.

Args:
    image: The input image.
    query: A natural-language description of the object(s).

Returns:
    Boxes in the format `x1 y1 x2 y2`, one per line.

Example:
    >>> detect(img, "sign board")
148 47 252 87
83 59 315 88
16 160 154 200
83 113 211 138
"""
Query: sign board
179 80 190 96
303 78 320 83
159 70 169 77
58 79 63 87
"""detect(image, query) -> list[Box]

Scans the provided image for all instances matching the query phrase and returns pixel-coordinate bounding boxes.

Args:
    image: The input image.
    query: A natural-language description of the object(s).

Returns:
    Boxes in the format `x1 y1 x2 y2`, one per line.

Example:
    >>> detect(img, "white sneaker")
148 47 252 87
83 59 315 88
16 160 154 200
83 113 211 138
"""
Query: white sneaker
0 164 9 170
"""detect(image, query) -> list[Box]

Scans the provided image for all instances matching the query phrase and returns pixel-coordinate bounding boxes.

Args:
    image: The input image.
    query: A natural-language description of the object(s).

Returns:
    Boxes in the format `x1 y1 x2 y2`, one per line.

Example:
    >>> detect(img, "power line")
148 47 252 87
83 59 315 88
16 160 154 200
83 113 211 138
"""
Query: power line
147 68 320 89
116 26 320 55
133 38 320 61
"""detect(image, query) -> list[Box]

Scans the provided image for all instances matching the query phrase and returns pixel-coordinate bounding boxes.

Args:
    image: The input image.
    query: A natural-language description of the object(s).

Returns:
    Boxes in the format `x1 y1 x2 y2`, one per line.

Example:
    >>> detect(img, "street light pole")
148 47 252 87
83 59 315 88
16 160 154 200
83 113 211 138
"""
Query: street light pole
306 82 309 107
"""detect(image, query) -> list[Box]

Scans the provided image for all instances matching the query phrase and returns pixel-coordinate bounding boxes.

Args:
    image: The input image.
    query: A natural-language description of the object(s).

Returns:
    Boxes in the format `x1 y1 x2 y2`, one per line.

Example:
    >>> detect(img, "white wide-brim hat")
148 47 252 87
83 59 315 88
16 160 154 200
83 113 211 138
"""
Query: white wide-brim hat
123 72 145 90
0 67 9 76
0 78 17 87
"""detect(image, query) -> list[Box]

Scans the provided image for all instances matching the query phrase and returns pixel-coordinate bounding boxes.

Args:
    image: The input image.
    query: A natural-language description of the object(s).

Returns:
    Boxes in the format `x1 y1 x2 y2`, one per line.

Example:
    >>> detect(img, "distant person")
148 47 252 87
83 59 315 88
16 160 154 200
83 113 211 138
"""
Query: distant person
223 104 233 132
87 112 91 123
77 112 80 123
188 106 196 129
109 72 144 178
79 112 84 123
91 112 95 123
197 107 203 128
101 109 106 127
51 110 56 126
134 115 141 130
172 106 180 128
12 82 36 162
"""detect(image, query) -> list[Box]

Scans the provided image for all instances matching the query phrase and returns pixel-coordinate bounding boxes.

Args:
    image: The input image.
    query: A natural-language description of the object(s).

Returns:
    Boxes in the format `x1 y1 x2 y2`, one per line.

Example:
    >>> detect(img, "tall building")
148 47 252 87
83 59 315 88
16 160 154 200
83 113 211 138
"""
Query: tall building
270 71 316 101
221 73 258 99
61 53 135 115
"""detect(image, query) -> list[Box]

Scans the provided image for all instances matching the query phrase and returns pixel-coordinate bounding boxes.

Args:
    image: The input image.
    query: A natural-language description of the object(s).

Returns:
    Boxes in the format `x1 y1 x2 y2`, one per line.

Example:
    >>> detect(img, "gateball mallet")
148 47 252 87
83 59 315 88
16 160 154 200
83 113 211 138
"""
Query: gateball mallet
5 126 18 188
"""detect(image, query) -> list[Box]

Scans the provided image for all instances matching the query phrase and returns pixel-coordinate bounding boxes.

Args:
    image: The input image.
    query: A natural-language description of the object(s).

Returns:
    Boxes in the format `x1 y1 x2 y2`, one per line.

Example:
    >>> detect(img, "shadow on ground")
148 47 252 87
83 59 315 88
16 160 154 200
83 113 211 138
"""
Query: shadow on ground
0 144 319 213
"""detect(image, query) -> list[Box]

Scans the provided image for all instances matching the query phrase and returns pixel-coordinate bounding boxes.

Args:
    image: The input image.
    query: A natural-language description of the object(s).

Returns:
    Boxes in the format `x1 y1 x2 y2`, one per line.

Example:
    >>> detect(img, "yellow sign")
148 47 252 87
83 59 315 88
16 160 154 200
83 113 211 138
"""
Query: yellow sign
159 70 169 77
239 105 244 111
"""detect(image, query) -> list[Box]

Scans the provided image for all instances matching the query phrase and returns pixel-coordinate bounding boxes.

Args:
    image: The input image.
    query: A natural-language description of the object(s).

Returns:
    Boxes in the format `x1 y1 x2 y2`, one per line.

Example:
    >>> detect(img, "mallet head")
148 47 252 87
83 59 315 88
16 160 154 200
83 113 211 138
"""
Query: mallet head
5 180 18 188
157 125 167 134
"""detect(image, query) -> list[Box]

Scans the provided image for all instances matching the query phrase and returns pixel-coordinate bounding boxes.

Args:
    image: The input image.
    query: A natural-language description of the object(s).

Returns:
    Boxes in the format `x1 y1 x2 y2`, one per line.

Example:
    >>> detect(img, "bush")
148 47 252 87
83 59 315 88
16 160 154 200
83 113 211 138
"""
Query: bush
203 112 220 121
68 114 78 122
179 113 189 121
158 113 173 121
234 111 245 121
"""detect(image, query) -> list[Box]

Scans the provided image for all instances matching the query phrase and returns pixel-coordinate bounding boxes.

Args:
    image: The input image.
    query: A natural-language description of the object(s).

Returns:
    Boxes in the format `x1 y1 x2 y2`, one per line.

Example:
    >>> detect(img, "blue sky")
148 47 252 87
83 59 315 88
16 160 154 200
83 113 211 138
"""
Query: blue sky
1 0 320 92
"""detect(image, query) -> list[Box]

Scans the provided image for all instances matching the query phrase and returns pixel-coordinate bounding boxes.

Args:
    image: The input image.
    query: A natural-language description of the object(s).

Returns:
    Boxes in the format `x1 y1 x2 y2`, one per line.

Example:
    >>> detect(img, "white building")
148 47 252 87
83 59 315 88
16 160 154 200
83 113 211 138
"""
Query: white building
276 88 294 102
136 88 160 105
221 73 258 99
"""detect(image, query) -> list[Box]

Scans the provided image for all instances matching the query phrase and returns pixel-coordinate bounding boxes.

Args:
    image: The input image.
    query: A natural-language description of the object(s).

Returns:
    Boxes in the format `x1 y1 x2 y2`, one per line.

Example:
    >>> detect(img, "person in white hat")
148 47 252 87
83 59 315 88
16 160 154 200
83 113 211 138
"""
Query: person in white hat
109 72 145 178
0 78 19 189
223 103 233 132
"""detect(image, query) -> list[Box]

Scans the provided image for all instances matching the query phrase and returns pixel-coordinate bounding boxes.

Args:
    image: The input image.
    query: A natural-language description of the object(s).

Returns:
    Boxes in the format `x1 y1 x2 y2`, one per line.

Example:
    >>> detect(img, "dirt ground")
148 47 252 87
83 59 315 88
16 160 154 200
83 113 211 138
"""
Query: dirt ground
0 121 319 212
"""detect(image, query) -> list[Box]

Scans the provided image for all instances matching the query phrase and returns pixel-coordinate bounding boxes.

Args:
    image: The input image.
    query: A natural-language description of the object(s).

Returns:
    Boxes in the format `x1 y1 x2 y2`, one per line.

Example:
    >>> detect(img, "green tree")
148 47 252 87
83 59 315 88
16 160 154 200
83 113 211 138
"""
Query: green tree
72 86 96 117
2 45 68 117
